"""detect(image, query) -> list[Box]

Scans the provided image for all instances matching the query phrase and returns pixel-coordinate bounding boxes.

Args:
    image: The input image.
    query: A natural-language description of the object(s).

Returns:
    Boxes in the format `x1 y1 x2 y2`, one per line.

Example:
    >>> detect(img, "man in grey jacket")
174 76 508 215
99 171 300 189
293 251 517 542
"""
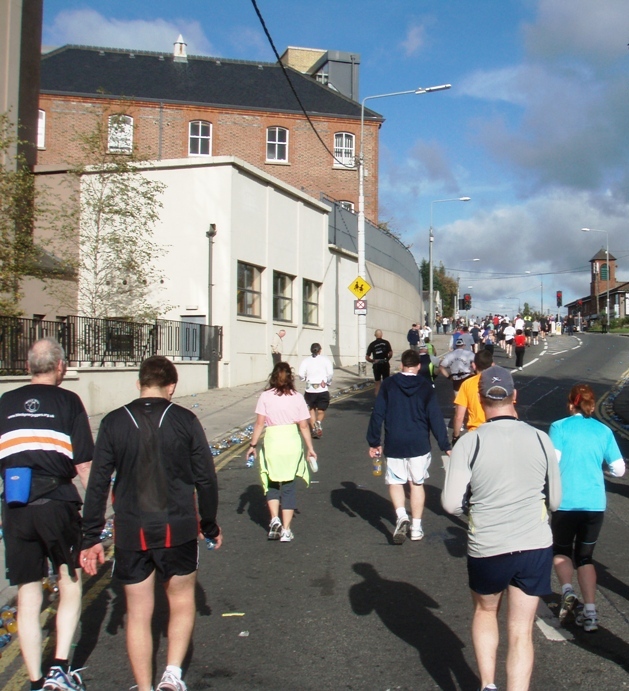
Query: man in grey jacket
442 366 561 691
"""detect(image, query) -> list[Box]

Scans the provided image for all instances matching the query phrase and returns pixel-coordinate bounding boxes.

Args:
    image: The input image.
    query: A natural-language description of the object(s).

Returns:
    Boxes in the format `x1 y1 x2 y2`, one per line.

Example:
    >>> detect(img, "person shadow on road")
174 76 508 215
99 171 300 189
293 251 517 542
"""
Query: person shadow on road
349 562 478 691
330 481 395 544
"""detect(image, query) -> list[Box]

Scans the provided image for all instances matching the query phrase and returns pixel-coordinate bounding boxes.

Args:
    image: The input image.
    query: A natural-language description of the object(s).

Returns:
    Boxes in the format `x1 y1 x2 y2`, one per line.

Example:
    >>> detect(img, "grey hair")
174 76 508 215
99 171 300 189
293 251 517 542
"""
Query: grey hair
28 338 66 375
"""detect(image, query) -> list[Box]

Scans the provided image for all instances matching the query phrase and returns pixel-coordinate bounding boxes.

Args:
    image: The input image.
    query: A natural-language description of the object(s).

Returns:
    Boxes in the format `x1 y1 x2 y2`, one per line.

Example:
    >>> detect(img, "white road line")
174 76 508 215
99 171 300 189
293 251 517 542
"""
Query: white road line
535 601 574 642
553 349 568 355
571 346 581 350
522 358 539 369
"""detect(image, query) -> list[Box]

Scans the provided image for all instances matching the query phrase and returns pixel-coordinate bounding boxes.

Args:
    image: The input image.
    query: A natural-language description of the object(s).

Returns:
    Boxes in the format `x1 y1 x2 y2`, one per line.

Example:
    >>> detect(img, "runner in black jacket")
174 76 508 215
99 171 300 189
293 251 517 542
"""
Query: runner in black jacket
80 356 221 691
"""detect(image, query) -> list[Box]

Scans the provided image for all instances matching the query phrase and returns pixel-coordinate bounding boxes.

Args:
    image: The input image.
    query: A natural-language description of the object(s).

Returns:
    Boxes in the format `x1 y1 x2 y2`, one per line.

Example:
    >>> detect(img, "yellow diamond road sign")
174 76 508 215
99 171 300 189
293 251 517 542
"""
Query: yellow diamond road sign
348 276 372 298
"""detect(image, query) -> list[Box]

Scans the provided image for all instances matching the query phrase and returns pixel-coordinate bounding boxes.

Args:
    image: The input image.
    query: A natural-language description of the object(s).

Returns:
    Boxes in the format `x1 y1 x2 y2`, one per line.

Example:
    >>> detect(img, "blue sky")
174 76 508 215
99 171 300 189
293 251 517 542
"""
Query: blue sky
42 0 629 316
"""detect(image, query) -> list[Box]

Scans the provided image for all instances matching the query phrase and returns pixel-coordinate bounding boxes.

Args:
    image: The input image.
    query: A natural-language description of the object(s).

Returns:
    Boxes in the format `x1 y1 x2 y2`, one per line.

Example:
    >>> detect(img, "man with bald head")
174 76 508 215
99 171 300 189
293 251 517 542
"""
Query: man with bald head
366 329 392 397
0 338 93 691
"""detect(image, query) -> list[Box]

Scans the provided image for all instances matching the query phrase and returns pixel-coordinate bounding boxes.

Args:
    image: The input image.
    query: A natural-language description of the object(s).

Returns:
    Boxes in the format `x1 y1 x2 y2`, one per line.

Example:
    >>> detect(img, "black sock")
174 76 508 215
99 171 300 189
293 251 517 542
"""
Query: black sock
52 659 69 673
30 678 45 690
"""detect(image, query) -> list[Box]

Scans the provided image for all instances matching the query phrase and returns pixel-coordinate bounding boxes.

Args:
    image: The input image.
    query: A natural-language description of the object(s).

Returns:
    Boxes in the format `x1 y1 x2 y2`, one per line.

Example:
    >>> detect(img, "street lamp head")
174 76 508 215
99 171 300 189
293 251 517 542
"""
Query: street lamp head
581 227 591 232
416 84 451 94
459 197 471 202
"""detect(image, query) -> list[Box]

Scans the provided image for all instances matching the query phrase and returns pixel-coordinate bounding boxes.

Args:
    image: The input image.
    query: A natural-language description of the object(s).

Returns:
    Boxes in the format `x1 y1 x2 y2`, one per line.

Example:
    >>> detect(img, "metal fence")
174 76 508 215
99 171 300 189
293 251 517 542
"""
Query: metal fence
0 315 222 375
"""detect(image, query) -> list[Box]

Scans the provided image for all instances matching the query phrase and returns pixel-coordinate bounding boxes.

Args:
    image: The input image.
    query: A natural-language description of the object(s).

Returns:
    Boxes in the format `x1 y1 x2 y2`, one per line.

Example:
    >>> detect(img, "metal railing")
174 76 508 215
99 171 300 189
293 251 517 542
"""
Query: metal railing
0 315 222 375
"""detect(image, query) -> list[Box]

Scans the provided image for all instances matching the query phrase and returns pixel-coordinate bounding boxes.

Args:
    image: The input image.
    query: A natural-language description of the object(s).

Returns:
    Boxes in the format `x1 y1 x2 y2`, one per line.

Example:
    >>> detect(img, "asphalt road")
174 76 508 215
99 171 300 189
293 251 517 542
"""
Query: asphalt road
2 333 629 690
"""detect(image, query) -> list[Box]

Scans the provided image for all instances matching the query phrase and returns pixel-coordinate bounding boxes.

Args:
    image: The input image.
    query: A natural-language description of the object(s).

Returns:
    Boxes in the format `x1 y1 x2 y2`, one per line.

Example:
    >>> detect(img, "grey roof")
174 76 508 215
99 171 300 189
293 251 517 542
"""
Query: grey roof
40 45 383 121
590 248 616 262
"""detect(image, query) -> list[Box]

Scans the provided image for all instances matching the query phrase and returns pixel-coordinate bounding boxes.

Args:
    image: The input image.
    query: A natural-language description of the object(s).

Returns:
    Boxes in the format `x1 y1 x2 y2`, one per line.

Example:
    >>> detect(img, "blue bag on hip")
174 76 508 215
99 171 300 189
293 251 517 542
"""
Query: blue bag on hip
4 467 32 507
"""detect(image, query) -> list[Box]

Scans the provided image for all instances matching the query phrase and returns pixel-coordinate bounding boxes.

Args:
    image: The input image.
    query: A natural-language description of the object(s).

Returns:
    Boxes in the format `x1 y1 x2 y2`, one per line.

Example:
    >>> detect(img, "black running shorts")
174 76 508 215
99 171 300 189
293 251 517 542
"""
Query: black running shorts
2 499 82 586
304 391 330 411
372 361 390 381
113 539 199 585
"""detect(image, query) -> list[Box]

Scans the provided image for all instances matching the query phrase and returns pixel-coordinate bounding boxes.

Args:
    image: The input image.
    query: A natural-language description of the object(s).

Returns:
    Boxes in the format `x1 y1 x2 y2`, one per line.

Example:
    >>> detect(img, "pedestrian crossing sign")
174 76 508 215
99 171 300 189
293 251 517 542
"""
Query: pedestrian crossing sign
348 276 372 298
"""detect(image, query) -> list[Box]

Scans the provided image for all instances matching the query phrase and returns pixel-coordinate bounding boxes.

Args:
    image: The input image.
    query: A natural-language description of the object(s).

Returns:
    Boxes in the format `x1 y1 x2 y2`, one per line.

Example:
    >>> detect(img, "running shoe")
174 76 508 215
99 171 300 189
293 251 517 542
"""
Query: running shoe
575 606 599 632
393 516 410 544
280 528 294 542
558 588 578 623
43 666 86 691
156 669 188 691
268 517 282 540
314 422 323 439
410 526 424 541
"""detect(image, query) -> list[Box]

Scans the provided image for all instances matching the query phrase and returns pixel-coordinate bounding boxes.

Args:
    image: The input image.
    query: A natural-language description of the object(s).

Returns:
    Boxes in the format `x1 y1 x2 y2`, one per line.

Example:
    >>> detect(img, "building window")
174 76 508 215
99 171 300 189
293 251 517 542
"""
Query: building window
189 120 212 156
303 279 320 326
266 127 289 162
273 271 293 322
334 132 355 167
339 200 355 212
237 262 262 318
107 114 133 153
601 263 609 280
37 110 46 149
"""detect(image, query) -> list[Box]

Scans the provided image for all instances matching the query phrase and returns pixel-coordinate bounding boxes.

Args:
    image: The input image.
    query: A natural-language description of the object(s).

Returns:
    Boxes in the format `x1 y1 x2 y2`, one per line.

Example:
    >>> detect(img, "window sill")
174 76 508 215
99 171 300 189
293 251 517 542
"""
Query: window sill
265 160 290 166
237 315 266 324
332 165 357 171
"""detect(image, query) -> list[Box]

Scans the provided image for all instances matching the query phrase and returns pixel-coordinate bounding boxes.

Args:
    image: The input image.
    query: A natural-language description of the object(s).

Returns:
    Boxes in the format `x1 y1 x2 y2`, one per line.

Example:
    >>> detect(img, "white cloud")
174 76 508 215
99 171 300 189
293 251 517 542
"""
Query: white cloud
44 9 215 55
409 190 629 310
227 26 272 59
401 23 427 57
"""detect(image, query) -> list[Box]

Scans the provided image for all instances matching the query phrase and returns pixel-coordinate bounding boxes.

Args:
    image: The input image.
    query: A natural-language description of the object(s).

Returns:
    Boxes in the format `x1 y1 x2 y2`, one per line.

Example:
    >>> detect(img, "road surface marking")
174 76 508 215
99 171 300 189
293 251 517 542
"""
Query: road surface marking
535 601 573 642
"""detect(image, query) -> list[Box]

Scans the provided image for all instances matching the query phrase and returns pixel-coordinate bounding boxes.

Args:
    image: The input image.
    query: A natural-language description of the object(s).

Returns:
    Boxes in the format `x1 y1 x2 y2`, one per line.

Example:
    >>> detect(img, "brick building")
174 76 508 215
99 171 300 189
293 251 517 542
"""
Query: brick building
565 249 629 321
37 40 383 222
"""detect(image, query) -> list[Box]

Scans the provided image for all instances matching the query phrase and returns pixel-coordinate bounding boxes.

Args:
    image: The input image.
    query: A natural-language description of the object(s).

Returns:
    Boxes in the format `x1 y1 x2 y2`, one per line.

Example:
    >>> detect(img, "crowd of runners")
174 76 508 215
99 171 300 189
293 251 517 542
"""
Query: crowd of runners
0 329 625 691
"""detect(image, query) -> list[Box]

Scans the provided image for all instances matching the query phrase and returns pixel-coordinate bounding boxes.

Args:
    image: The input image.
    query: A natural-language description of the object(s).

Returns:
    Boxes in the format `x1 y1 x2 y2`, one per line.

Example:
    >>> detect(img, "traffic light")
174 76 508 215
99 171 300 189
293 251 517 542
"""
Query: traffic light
556 290 562 307
463 293 472 310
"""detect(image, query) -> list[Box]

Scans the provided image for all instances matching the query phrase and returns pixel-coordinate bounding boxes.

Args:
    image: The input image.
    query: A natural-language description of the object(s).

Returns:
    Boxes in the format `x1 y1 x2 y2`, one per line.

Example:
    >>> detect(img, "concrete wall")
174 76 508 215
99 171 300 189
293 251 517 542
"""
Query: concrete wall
29 156 423 390
0 360 209 417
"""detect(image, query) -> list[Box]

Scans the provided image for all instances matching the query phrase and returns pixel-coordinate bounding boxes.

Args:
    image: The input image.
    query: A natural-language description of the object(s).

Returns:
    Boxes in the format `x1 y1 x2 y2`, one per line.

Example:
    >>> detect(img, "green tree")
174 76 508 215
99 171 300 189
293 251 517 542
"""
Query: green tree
419 259 458 317
43 115 170 320
0 113 36 315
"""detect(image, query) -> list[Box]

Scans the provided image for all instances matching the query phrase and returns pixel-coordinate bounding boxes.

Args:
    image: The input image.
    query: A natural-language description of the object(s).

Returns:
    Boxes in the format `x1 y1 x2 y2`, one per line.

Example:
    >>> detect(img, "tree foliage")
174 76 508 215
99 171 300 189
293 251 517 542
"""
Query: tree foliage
44 115 170 320
0 113 36 315
419 259 458 317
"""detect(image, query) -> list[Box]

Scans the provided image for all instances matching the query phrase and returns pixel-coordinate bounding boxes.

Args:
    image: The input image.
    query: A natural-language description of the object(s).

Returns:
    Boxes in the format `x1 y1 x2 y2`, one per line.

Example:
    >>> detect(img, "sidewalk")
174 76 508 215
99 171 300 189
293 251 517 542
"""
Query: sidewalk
0 334 453 608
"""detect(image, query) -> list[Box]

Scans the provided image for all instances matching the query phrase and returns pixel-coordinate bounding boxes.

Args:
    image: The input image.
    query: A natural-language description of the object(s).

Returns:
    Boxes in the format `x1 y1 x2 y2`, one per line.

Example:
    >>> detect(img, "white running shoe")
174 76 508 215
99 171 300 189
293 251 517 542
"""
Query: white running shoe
410 526 424 541
268 517 282 540
156 669 188 691
280 528 294 542
393 516 410 544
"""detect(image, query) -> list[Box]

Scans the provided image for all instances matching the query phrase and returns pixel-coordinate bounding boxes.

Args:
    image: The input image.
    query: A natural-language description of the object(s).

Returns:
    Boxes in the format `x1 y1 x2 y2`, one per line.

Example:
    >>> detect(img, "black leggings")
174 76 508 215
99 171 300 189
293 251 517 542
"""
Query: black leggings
515 346 525 368
552 510 604 567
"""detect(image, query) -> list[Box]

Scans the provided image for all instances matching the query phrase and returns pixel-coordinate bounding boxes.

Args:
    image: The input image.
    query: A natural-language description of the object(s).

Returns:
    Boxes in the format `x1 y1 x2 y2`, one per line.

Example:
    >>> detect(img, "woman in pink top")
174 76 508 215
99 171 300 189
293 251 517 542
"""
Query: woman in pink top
248 363 317 542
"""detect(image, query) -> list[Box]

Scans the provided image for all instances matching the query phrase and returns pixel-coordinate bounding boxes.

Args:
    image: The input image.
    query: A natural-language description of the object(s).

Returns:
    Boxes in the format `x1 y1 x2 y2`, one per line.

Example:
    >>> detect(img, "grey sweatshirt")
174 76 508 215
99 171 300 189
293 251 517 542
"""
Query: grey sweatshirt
442 417 561 558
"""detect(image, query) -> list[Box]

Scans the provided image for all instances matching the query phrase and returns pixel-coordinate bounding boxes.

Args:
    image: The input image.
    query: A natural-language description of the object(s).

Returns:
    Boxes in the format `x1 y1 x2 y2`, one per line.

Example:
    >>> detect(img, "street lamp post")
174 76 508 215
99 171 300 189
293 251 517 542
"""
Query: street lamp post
428 197 471 329
581 228 610 327
357 83 451 372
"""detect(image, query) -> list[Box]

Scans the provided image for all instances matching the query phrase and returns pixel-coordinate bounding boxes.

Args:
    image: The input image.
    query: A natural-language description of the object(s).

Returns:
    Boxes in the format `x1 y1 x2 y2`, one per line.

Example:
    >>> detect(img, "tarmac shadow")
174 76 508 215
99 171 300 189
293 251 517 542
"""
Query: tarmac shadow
236 483 268 529
330 481 394 544
349 563 478 691
594 559 629 603
604 477 629 501
565 621 629 674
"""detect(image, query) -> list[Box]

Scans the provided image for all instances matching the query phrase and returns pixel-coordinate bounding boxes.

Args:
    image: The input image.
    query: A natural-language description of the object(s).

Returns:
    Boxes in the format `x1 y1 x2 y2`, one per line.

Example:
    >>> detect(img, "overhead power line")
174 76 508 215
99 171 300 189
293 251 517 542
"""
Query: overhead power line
250 0 354 168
